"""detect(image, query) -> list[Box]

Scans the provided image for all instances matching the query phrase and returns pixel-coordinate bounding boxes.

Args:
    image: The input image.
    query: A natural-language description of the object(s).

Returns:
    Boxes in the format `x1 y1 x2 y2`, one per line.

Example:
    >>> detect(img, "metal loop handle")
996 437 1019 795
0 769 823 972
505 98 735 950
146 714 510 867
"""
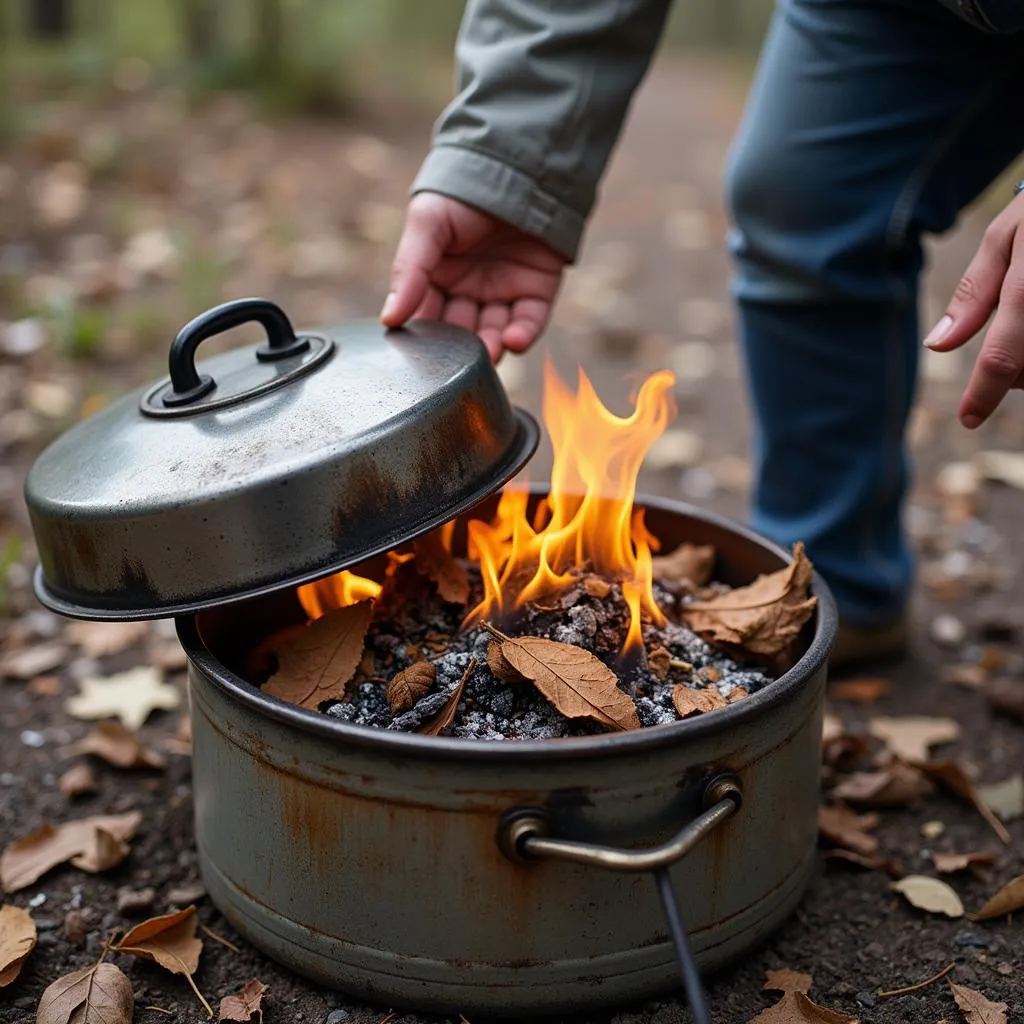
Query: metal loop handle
498 775 742 872
164 298 310 408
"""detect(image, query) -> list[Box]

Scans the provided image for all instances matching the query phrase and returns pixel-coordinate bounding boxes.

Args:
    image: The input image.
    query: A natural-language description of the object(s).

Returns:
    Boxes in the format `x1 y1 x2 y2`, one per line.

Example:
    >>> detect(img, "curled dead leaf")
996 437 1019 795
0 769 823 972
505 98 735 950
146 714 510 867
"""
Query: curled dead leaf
264 601 372 710
419 658 476 737
72 719 166 769
932 851 996 875
652 542 715 588
682 542 816 663
763 968 812 994
672 684 727 719
748 991 859 1024
949 980 1008 1024
58 763 98 799
413 529 470 605
647 645 672 680
486 640 526 683
977 773 1024 822
919 761 1011 845
386 662 435 716
218 978 268 1022
823 849 902 876
817 804 879 856
890 875 964 918
36 961 133 1024
0 904 36 987
831 763 934 807
1 811 141 892
867 716 960 763
970 873 1024 922
483 625 640 731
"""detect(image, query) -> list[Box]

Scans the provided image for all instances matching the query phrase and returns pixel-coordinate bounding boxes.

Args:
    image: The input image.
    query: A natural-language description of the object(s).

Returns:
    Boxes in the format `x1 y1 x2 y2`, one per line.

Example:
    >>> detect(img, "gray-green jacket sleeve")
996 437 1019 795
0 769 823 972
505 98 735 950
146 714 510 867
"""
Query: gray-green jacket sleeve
411 0 672 262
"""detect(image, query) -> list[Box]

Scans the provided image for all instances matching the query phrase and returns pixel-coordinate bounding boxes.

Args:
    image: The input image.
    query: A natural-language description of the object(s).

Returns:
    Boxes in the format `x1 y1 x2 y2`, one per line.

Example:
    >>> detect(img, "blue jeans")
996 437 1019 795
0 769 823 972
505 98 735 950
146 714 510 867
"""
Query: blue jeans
725 0 1024 626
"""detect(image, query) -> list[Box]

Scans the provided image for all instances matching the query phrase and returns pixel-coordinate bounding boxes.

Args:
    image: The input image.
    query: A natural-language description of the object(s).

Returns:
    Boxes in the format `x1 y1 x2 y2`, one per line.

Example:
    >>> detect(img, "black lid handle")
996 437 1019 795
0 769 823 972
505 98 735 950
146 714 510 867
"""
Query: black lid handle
163 298 311 408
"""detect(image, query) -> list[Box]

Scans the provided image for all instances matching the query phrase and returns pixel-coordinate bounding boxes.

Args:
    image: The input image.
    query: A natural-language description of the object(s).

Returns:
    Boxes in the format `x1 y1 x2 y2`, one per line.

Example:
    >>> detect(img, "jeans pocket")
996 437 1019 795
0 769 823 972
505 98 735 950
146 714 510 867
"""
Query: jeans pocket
958 0 1024 33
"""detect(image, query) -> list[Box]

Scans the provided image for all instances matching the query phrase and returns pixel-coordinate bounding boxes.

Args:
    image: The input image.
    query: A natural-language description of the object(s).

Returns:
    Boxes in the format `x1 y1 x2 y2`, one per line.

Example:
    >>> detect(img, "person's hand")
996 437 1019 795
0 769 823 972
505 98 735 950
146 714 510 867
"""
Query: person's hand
925 188 1024 428
380 192 567 361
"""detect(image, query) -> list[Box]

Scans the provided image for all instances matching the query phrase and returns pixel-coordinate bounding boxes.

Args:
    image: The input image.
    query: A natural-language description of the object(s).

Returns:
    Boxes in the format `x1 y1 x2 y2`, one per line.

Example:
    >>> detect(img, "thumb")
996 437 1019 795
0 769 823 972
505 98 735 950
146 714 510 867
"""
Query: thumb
924 222 1012 352
380 200 447 327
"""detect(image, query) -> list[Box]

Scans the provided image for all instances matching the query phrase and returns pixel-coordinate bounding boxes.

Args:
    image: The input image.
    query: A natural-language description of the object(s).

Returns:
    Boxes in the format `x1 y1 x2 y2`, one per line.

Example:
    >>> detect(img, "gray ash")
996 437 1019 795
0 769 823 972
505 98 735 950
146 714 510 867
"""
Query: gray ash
318 562 777 741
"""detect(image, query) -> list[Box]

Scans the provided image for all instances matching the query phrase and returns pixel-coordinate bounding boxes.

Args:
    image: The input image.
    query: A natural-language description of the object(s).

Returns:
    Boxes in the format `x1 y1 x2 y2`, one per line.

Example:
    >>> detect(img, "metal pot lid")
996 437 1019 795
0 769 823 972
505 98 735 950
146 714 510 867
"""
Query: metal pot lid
24 298 539 620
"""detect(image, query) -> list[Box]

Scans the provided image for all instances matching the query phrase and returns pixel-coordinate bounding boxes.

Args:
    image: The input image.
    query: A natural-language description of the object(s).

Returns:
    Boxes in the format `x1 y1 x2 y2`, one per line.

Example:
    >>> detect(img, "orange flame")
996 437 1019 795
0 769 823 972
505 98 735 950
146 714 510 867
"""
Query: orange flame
465 361 676 652
296 551 414 619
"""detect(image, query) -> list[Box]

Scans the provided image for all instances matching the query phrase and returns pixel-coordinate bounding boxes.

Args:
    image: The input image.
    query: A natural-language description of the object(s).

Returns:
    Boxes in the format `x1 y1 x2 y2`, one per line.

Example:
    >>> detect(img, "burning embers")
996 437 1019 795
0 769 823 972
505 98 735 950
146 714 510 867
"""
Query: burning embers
263 365 817 739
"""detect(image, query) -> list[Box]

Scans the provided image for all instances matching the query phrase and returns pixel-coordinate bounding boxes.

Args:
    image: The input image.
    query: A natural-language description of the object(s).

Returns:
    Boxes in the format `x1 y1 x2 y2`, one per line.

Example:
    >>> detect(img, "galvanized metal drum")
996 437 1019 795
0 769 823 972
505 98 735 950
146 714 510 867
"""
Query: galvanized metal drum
181 496 837 1018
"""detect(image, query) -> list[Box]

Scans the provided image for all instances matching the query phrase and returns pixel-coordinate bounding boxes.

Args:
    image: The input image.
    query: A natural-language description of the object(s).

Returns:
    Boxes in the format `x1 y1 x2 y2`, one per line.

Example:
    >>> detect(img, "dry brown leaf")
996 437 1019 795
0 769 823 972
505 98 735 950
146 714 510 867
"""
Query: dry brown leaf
823 850 902 876
727 686 750 704
264 601 373 710
942 663 988 690
583 576 612 599
419 658 476 737
817 805 880 856
58 763 98 798
763 969 813 994
748 991 859 1024
29 675 63 696
652 542 716 587
822 713 845 744
386 662 436 716
73 720 166 769
867 716 960 762
218 978 268 1022
970 873 1024 921
413 530 470 605
682 542 816 660
66 666 180 731
0 904 36 987
827 677 891 705
484 626 640 731
486 640 525 683
1 811 141 892
949 980 1008 1023
1 643 66 681
986 678 1024 724
65 620 149 658
890 875 964 917
36 961 133 1024
648 645 672 680
672 684 727 719
977 774 1024 822
919 761 1011 845
831 763 934 806
933 851 996 874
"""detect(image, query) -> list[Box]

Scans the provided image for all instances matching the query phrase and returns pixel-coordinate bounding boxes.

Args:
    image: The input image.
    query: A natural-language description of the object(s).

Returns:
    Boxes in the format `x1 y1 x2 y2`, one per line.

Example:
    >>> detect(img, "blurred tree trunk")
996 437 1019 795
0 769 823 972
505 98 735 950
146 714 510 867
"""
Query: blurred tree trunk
181 0 216 60
254 0 283 70
29 0 70 39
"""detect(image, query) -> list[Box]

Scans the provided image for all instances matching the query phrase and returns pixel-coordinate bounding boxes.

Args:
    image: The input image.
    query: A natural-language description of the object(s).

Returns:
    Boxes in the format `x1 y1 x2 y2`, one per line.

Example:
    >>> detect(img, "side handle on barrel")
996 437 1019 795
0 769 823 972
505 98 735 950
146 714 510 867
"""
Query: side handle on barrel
497 773 742 871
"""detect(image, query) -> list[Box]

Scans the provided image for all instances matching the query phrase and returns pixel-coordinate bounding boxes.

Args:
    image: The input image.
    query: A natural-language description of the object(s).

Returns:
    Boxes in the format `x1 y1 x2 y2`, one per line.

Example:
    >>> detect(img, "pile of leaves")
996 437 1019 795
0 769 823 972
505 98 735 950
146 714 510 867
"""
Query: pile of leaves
253 527 817 738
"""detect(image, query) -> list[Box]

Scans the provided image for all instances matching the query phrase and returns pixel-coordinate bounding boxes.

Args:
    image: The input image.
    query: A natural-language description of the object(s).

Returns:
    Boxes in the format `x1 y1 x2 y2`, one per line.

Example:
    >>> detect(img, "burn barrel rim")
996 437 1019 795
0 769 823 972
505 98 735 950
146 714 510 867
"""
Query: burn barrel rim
177 493 838 763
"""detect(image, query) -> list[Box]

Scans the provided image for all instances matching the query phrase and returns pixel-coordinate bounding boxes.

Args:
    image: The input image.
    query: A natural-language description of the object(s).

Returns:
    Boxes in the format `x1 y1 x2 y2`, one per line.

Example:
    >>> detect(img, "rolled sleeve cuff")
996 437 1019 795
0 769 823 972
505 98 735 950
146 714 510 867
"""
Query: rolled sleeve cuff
411 144 585 262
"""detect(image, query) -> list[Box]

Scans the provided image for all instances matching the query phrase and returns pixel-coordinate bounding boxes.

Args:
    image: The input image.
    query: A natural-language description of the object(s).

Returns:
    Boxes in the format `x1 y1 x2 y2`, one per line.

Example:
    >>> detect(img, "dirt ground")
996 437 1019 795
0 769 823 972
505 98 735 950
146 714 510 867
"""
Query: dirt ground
2 51 1023 1024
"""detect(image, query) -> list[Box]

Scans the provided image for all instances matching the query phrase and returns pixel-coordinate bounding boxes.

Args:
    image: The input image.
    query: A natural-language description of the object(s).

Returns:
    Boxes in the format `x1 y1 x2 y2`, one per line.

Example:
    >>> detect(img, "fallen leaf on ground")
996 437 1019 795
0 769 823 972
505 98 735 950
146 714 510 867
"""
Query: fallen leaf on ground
823 850 902 875
1 643 66 681
1 811 141 891
386 662 435 716
72 720 166 769
66 666 180 731
831 763 934 806
651 542 715 587
890 875 964 917
822 713 845 744
817 805 880 856
0 904 36 986
420 658 477 737
867 716 960 762
36 961 133 1024
65 620 149 658
933 851 996 874
763 969 812 994
985 678 1024 724
264 601 372 710
941 663 988 690
748 991 859 1023
112 905 210 1015
970 873 1024 921
919 761 1011 845
976 448 1024 490
218 978 267 1021
949 980 1008 1023
483 625 640 730
413 530 470 605
682 542 816 661
672 684 727 718
977 773 1024 822
58 763 98 798
827 677 891 704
